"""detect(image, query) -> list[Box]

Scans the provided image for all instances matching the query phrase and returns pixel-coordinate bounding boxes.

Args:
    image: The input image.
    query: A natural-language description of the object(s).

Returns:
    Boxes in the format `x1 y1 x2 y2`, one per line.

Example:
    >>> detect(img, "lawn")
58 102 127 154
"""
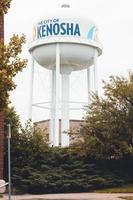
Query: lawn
96 184 133 193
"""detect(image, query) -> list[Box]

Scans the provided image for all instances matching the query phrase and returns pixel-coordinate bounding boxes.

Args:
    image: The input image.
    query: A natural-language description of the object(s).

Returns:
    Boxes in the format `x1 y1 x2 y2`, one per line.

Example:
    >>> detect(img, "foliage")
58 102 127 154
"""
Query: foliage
0 34 27 111
4 108 133 194
120 197 133 200
70 73 133 159
0 0 12 14
96 184 133 193
3 71 133 194
4 107 49 181
11 150 133 194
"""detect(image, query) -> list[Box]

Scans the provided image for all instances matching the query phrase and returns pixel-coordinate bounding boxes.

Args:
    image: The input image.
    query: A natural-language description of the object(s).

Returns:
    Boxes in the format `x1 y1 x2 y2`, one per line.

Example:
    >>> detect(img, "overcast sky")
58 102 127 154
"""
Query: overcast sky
4 0 133 123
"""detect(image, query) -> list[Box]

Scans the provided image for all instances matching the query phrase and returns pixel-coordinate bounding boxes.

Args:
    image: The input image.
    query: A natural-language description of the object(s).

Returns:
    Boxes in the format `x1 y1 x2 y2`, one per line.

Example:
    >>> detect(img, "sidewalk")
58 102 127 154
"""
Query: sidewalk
1 193 133 200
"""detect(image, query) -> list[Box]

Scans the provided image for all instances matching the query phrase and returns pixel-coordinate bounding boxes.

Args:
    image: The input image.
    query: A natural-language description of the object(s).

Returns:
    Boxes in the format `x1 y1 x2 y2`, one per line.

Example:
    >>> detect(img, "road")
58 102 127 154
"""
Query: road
1 193 133 200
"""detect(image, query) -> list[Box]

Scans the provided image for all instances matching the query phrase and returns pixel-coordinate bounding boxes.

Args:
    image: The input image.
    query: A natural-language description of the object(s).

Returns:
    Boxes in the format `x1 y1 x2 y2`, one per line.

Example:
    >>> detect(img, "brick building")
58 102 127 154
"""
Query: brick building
0 14 4 42
0 113 4 179
0 12 4 179
34 119 83 145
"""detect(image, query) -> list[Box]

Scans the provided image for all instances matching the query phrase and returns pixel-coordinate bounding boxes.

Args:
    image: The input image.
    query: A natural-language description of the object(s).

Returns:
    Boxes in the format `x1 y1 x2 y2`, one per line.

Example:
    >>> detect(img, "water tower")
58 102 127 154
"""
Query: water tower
28 4 102 147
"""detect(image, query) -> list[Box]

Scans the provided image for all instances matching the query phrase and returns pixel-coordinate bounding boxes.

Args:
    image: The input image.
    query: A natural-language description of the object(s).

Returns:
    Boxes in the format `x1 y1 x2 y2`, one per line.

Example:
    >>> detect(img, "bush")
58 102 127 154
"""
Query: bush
11 149 133 194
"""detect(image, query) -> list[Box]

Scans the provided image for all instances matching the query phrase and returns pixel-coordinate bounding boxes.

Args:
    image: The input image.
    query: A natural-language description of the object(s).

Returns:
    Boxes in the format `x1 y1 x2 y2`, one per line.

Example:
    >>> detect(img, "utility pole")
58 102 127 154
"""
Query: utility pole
8 124 11 200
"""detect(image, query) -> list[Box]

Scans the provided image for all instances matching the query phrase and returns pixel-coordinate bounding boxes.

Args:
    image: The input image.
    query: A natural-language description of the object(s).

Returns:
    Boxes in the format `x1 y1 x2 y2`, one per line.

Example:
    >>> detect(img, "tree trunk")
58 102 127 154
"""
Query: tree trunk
0 13 4 179
0 14 4 42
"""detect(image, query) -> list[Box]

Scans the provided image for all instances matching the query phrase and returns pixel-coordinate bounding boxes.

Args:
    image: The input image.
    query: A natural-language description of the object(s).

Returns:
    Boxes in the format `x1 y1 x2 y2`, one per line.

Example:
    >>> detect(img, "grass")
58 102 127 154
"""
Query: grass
95 184 133 193
96 185 133 200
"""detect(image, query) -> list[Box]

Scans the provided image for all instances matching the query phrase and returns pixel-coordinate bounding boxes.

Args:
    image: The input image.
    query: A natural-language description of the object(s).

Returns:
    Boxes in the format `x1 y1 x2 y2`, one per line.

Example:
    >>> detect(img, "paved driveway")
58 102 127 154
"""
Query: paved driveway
1 193 133 200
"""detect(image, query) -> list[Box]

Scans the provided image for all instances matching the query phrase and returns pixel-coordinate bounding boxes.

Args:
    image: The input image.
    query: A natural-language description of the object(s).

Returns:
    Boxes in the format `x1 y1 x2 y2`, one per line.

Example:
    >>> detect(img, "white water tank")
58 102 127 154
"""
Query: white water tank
28 4 102 147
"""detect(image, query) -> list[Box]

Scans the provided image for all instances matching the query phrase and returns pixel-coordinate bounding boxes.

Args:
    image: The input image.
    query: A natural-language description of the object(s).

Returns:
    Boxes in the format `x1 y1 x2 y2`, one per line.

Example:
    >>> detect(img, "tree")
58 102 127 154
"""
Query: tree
70 73 133 159
0 34 27 111
4 107 49 181
0 0 27 179
0 0 27 111
0 0 12 42
0 0 12 14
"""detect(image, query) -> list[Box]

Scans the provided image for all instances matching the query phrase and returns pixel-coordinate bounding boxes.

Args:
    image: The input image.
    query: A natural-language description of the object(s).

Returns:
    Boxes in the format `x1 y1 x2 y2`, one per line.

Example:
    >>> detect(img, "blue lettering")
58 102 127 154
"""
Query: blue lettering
74 24 80 36
60 23 66 35
47 24 52 36
53 23 60 35
37 26 42 38
67 23 73 35
42 25 46 37
53 18 59 23
37 22 81 38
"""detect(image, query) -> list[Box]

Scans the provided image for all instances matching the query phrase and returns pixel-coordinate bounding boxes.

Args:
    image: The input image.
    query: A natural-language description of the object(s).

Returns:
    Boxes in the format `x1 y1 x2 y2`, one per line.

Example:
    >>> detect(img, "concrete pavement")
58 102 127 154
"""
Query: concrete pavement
1 193 133 200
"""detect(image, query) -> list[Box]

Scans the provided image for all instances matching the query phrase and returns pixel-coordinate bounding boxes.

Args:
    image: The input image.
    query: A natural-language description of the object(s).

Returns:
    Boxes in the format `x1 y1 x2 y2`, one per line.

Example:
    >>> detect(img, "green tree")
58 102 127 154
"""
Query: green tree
4 107 49 181
0 34 27 111
0 0 12 15
70 73 133 159
0 0 27 179
0 0 27 111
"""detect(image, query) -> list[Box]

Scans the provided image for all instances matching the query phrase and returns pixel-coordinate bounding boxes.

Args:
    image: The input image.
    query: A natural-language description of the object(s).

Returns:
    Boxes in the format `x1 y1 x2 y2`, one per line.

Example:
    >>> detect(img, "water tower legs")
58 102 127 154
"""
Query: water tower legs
49 44 60 147
50 69 56 146
29 46 99 147
94 49 98 93
29 56 35 120
87 49 98 104
61 67 72 147
61 73 70 146
87 67 91 104
53 43 60 146
50 44 72 147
